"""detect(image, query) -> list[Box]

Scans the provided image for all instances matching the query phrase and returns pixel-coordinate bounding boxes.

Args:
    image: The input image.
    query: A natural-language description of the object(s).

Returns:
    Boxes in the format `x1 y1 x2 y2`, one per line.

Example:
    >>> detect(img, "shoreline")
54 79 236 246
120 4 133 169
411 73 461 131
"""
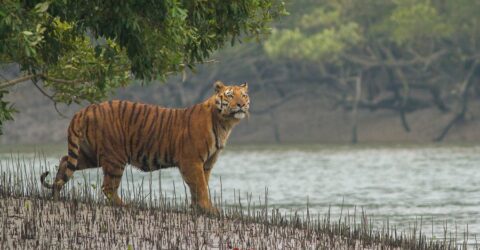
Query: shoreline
0 195 465 249
0 152 475 249
0 196 346 249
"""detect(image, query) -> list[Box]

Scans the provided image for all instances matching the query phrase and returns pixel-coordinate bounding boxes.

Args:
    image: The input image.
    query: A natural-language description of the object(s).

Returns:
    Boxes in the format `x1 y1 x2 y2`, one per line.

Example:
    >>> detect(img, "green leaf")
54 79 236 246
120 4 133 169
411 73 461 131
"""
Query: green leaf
22 31 33 36
35 2 50 13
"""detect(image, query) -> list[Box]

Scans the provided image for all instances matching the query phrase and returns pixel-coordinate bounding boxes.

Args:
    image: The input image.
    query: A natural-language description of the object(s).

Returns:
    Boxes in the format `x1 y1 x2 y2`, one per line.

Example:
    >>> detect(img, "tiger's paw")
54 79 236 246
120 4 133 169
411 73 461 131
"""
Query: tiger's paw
192 203 220 216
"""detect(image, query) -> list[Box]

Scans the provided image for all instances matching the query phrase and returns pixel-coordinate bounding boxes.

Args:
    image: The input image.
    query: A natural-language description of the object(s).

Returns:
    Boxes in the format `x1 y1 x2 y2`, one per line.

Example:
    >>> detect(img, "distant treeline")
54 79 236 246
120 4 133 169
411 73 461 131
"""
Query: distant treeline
267 0 480 141
115 0 480 143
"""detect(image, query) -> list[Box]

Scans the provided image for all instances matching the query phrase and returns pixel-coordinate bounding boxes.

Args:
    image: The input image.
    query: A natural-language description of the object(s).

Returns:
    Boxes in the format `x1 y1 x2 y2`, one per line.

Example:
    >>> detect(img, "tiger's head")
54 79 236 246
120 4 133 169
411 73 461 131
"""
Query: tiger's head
214 81 250 120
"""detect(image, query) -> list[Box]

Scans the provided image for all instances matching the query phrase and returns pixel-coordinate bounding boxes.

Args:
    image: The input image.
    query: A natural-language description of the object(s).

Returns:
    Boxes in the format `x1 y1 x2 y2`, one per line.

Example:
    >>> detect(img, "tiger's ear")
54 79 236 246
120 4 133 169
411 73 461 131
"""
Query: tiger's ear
214 81 225 93
240 82 248 90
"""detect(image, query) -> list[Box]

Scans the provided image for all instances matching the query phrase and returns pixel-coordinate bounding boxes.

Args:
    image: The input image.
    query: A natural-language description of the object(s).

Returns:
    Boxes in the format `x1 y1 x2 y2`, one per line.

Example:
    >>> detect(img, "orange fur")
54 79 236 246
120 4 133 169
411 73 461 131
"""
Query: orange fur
40 81 249 214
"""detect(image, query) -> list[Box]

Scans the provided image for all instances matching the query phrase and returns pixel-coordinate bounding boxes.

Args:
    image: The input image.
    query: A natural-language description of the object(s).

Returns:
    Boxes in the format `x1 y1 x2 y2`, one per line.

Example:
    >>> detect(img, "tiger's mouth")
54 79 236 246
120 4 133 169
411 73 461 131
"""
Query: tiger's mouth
230 110 247 119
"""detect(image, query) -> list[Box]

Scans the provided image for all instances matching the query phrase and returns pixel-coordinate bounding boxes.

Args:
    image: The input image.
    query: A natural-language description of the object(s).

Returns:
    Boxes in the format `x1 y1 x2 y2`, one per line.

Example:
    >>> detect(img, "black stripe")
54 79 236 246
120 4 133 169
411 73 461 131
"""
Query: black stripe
212 113 219 150
70 127 80 137
151 109 163 161
128 133 135 163
166 110 176 164
117 100 124 118
92 106 99 154
135 105 153 160
143 135 156 163
171 110 178 159
68 149 78 159
121 101 129 119
107 106 120 141
131 104 143 124
141 105 150 124
162 109 171 129
141 155 149 171
145 107 160 137
133 107 154 161
187 105 196 141
67 161 76 171
127 102 138 125
68 136 76 148
115 103 128 158
70 115 77 131
163 112 171 164
144 109 162 153
136 148 145 164
84 115 90 143
150 108 166 161
136 147 144 164
117 118 128 161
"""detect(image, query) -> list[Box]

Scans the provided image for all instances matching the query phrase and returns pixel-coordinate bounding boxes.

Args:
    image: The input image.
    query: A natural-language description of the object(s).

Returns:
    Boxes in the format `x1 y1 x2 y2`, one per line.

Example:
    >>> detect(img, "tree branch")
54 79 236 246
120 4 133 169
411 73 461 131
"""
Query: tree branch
43 76 86 85
0 74 36 89
0 73 89 90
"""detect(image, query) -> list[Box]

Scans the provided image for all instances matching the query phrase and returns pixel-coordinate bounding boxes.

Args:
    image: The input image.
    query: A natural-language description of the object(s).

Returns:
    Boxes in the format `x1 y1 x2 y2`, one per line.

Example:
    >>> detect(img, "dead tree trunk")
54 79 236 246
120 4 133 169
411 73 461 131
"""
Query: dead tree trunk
383 46 411 132
435 60 478 142
351 75 362 144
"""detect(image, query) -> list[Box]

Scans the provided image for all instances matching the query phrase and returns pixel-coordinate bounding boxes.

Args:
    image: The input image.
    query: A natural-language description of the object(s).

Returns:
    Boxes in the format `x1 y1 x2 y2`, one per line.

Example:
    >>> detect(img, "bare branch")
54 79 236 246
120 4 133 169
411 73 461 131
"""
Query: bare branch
435 60 479 142
31 80 68 118
0 74 36 89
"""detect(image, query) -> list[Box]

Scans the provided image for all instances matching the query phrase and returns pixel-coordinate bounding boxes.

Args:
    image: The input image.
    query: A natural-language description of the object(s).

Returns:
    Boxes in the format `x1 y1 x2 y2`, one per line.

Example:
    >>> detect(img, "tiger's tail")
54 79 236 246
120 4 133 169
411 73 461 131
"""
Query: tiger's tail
40 171 54 189
40 114 83 192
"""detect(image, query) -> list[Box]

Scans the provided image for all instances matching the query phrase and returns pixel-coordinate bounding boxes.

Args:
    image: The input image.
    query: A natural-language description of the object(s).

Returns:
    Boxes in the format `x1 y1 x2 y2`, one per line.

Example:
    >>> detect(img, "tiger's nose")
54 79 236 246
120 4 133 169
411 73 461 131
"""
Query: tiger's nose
237 103 245 108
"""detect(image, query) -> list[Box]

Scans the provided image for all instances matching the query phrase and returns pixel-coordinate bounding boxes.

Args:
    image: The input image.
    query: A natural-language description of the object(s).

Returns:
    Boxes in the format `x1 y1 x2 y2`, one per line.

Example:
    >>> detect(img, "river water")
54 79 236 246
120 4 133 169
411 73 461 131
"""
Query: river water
1 144 480 239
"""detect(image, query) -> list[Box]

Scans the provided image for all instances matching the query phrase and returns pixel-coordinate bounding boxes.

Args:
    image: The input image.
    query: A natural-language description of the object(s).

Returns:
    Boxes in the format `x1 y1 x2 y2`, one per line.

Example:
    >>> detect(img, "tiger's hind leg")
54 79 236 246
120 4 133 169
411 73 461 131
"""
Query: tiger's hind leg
49 155 69 199
100 158 125 206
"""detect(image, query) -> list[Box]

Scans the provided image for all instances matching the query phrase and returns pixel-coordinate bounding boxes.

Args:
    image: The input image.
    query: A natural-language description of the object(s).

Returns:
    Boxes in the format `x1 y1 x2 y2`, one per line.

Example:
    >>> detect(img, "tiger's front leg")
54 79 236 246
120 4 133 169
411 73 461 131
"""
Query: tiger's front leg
179 161 218 215
100 157 125 206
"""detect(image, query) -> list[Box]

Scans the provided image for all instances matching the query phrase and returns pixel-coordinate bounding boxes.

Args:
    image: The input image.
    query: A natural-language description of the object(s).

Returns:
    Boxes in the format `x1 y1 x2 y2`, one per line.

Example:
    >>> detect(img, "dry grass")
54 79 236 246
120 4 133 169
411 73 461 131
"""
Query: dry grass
0 153 476 249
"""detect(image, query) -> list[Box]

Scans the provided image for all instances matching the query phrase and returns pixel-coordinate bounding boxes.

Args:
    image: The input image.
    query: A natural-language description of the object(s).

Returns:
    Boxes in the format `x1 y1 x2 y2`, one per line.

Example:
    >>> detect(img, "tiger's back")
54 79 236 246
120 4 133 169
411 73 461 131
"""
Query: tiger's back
72 100 212 170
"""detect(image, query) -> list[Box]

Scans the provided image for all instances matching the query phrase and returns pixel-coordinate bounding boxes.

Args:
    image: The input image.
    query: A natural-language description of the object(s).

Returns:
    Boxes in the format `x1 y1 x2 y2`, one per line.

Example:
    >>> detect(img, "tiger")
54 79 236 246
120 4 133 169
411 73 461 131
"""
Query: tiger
40 81 250 214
